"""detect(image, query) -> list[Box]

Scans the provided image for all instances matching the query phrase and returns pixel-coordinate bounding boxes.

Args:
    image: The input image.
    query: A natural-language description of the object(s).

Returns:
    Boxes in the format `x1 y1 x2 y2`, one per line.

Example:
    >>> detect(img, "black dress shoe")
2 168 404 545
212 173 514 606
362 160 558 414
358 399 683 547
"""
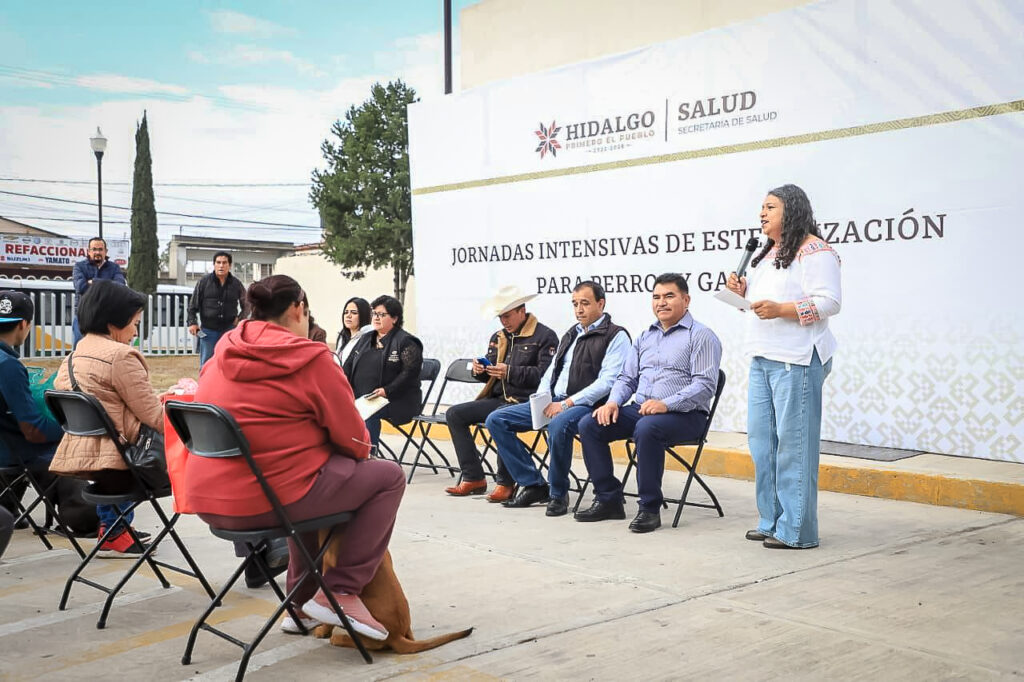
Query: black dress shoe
503 484 550 508
763 536 811 549
545 495 569 517
573 499 626 522
745 529 767 541
629 510 661 533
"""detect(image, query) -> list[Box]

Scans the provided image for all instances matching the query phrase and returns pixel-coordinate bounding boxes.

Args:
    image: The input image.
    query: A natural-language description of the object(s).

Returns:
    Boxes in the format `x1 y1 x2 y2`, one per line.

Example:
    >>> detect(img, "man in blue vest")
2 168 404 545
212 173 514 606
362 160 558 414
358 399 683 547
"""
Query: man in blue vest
485 281 630 516
72 237 126 348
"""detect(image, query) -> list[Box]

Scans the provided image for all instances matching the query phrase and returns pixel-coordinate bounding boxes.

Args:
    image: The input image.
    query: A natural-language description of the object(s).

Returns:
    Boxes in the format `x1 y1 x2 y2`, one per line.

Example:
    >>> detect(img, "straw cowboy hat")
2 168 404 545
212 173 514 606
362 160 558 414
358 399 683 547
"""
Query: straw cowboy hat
480 285 537 319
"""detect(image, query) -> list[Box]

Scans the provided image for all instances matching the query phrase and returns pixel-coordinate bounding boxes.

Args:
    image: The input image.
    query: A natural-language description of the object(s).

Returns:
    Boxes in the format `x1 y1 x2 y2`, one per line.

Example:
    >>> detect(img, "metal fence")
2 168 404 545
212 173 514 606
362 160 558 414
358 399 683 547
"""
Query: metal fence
19 290 196 358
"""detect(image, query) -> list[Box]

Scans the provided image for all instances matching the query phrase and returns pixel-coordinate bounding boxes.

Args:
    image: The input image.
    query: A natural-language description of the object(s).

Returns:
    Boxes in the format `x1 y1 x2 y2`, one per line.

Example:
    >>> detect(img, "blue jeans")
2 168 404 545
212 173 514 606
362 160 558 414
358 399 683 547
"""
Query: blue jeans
485 402 591 499
578 404 707 512
198 327 228 367
748 350 832 548
97 503 134 537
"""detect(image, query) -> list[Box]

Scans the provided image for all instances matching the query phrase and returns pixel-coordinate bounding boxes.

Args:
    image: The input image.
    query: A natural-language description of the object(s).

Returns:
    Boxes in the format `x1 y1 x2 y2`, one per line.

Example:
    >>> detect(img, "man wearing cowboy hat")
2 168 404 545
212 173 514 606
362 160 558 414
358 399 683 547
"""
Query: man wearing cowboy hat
0 291 65 522
444 286 559 502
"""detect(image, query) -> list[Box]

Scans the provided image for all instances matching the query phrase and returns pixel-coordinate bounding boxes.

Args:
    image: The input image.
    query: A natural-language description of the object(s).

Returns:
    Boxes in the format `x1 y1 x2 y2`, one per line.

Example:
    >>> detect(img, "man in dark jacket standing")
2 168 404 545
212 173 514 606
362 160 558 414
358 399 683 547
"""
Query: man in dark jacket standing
71 237 125 347
187 251 247 367
444 286 558 503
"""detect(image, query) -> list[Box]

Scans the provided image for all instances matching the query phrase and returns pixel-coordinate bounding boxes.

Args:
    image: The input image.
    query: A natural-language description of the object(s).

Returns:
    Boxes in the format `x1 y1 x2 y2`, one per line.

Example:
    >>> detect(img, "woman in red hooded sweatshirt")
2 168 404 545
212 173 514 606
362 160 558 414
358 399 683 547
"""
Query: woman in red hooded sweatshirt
185 274 404 641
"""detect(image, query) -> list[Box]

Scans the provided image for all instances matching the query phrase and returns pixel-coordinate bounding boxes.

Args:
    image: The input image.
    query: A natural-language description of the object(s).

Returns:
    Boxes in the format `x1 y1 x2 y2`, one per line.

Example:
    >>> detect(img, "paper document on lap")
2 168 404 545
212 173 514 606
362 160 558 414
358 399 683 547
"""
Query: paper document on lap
529 391 552 430
355 394 390 420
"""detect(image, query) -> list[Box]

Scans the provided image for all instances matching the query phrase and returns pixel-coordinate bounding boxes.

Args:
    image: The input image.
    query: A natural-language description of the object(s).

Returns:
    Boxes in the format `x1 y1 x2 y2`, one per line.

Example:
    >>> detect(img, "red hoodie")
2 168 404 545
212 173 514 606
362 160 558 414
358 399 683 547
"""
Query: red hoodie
185 319 370 516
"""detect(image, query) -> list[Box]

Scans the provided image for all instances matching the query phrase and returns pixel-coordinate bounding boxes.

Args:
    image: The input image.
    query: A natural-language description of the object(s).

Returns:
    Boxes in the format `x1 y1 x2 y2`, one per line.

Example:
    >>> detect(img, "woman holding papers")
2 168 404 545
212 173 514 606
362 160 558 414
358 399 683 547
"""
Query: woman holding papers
189 275 404 640
726 184 842 549
343 295 423 447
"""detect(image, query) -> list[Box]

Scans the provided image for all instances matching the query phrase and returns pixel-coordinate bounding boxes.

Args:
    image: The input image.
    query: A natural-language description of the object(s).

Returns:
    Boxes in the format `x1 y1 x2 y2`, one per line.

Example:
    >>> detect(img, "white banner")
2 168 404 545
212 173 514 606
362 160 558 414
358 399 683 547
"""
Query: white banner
409 0 1024 461
0 234 130 268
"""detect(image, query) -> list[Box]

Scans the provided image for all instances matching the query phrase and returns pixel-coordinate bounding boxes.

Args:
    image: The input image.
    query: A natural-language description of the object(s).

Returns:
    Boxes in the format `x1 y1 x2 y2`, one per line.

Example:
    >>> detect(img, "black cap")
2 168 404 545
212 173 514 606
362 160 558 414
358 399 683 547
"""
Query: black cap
0 291 34 323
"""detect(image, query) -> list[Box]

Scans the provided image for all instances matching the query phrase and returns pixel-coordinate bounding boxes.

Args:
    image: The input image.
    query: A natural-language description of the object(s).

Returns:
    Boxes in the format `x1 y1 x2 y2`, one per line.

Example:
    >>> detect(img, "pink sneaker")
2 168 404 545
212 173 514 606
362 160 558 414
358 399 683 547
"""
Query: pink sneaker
302 590 388 641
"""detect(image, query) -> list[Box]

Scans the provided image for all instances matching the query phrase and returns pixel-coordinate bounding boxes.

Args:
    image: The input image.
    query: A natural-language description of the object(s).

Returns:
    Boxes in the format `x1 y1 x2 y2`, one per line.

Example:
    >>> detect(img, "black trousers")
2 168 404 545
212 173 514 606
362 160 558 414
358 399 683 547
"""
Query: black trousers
445 398 513 484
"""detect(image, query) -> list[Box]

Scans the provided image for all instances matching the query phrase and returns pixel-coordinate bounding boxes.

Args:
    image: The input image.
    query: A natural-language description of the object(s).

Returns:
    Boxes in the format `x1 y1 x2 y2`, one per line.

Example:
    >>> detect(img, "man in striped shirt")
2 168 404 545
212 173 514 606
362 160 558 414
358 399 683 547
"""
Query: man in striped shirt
576 273 722 533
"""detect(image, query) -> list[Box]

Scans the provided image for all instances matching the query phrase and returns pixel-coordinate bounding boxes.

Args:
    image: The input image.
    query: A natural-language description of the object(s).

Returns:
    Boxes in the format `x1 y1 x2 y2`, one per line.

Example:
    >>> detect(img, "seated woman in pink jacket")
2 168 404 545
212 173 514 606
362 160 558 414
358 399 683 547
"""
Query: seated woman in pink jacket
186 275 405 640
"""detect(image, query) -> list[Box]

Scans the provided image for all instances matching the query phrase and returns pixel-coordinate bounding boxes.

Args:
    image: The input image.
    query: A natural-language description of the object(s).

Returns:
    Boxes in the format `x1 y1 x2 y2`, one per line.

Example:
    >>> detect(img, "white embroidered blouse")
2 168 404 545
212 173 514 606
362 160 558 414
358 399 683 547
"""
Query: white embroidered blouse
744 239 842 366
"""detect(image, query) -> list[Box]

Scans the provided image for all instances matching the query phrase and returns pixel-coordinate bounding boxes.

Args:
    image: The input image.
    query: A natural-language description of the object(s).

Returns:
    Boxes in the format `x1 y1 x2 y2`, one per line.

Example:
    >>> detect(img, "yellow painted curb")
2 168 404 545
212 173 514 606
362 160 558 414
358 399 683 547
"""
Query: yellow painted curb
381 423 1024 517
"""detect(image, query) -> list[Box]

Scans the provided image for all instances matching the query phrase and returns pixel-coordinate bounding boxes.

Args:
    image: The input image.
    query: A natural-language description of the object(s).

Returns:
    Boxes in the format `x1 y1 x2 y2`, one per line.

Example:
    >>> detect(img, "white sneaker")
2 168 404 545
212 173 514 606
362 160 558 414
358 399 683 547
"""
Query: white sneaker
280 613 320 634
303 591 389 641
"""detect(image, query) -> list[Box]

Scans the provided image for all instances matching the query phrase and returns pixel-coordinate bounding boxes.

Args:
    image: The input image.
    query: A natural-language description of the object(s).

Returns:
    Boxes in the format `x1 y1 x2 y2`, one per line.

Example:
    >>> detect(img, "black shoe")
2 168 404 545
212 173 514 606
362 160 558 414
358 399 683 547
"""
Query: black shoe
545 495 569 517
503 484 550 508
745 529 767 541
763 536 812 550
574 499 626 522
628 510 661 533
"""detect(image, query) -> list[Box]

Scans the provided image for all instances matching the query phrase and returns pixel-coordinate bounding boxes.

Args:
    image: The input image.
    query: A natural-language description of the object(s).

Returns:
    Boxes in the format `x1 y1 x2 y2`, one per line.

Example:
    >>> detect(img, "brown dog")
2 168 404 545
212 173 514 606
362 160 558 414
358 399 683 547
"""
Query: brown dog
311 540 472 653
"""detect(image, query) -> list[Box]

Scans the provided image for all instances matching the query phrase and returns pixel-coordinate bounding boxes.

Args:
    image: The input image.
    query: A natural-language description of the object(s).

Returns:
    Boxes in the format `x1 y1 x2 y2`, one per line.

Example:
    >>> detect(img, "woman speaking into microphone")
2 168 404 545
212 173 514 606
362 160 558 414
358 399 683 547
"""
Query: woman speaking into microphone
726 184 842 549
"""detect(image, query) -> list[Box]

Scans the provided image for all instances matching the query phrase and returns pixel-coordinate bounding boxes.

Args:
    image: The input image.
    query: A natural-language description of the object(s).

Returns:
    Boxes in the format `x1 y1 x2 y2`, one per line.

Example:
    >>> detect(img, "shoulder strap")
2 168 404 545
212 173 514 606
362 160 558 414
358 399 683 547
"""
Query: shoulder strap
67 353 81 392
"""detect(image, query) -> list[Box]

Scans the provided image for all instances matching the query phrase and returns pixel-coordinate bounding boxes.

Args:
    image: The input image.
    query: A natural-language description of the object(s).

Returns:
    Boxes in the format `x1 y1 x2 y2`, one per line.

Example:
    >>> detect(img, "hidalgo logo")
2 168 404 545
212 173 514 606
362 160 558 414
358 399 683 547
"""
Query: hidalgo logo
534 120 561 159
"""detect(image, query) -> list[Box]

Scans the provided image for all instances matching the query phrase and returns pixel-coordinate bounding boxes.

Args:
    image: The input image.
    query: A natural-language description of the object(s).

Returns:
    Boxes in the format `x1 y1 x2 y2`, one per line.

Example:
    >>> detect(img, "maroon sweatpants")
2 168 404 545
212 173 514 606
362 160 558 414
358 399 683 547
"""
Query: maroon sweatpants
199 456 405 603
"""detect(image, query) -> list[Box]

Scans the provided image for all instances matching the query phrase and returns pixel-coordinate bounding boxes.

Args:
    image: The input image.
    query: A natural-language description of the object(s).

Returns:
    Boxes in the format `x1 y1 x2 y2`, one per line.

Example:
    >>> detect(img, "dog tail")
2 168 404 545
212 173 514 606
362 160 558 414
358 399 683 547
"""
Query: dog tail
388 627 474 654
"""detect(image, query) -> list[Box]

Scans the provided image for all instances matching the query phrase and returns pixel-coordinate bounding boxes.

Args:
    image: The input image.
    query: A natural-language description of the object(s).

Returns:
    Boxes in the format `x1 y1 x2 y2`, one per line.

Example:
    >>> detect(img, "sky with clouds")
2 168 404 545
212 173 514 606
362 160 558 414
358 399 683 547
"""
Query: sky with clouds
0 1 474 247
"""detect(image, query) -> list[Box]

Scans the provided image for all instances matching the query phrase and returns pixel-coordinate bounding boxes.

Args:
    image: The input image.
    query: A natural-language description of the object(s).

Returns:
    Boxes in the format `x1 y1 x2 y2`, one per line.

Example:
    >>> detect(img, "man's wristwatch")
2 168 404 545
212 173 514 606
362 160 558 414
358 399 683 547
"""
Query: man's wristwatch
560 400 569 411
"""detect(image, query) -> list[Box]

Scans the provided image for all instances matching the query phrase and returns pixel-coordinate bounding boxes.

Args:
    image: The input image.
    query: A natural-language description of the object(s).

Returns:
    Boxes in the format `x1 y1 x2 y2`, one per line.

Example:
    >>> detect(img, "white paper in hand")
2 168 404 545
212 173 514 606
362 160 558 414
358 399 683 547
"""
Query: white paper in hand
713 288 753 312
355 394 390 421
529 391 552 430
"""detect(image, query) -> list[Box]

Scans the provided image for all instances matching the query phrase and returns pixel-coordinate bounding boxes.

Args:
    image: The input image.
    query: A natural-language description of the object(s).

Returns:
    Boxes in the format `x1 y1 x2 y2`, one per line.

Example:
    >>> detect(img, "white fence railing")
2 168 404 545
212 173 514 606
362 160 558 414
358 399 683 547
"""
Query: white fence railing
19 291 196 358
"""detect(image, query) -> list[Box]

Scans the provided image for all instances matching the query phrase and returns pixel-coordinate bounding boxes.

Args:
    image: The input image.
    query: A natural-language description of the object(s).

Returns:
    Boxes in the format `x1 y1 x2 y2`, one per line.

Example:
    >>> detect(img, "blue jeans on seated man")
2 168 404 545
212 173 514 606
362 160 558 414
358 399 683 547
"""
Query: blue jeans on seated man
748 350 831 549
485 401 591 500
577 404 707 513
198 327 229 368
97 503 134 537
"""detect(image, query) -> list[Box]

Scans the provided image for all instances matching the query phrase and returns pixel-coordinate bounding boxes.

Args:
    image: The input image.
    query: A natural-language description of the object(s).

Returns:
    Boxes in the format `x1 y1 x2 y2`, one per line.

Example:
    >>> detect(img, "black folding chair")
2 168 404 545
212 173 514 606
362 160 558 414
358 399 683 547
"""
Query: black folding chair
526 428 591 512
375 358 441 463
404 358 501 484
44 390 215 629
576 370 727 528
0 432 85 558
166 400 373 681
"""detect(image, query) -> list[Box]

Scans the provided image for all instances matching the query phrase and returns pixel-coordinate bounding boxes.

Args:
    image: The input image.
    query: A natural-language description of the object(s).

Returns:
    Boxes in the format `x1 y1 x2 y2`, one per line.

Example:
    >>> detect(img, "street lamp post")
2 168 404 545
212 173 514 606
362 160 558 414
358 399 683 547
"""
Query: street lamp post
89 127 107 238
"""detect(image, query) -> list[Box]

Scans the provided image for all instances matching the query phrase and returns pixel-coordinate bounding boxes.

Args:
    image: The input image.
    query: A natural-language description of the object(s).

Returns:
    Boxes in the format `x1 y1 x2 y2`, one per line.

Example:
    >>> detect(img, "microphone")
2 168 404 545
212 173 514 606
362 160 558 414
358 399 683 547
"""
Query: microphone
734 237 760 279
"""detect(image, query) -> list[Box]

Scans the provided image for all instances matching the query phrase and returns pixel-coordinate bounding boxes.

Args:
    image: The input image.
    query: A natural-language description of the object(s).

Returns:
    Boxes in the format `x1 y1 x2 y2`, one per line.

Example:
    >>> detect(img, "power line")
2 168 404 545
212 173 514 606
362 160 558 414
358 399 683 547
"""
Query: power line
0 177 308 187
1 215 320 232
0 190 321 229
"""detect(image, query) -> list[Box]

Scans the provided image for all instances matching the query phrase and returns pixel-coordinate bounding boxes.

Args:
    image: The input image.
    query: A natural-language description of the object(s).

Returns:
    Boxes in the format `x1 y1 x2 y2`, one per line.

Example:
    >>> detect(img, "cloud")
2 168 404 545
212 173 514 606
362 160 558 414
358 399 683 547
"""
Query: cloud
75 74 189 97
225 45 326 78
207 10 297 39
0 74 54 89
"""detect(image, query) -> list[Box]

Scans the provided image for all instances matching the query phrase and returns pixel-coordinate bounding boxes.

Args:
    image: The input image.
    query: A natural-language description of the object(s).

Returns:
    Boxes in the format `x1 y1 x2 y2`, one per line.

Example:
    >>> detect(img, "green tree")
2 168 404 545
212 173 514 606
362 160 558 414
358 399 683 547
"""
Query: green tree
310 80 417 304
126 111 158 298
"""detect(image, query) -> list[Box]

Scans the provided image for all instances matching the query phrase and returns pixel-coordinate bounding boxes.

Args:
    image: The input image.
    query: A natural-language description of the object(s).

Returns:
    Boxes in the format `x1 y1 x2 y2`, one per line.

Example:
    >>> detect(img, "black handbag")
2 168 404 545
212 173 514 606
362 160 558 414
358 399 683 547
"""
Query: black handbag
67 353 171 494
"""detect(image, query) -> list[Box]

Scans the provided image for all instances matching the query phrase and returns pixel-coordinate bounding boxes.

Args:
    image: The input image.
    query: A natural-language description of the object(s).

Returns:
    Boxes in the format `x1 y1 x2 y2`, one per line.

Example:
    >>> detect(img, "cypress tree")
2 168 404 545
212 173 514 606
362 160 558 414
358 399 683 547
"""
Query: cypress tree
126 111 158 298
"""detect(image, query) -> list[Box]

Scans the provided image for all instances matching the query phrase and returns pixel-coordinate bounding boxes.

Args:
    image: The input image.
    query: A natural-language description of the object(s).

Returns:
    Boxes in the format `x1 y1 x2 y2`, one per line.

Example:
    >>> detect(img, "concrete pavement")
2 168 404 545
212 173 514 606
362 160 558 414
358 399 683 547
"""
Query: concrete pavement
1 436 1022 681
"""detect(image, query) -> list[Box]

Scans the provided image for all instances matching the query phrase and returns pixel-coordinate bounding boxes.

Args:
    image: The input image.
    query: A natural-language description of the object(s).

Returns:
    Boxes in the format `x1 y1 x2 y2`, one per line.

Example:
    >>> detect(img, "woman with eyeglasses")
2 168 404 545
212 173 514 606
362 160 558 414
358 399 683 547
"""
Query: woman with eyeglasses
335 297 372 364
342 295 423 447
187 275 404 641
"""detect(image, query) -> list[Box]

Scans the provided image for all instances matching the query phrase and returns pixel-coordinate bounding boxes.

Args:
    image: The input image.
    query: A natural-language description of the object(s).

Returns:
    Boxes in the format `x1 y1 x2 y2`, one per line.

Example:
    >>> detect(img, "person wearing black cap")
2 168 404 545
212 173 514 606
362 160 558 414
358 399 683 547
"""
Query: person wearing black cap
0 291 65 524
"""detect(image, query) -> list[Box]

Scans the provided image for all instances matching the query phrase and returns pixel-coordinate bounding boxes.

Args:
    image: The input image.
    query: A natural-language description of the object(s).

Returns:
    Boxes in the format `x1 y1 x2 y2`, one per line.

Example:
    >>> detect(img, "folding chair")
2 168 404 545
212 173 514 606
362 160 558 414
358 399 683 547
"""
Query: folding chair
0 432 85 558
615 370 727 528
44 390 215 629
375 358 440 463
404 358 501 484
519 426 589 509
166 400 372 680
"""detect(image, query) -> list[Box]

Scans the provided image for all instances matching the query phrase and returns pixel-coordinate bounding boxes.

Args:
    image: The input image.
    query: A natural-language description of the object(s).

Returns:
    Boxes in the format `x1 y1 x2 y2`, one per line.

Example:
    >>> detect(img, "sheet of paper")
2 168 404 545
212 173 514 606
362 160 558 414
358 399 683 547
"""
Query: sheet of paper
713 288 753 312
355 394 390 421
529 391 552 430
